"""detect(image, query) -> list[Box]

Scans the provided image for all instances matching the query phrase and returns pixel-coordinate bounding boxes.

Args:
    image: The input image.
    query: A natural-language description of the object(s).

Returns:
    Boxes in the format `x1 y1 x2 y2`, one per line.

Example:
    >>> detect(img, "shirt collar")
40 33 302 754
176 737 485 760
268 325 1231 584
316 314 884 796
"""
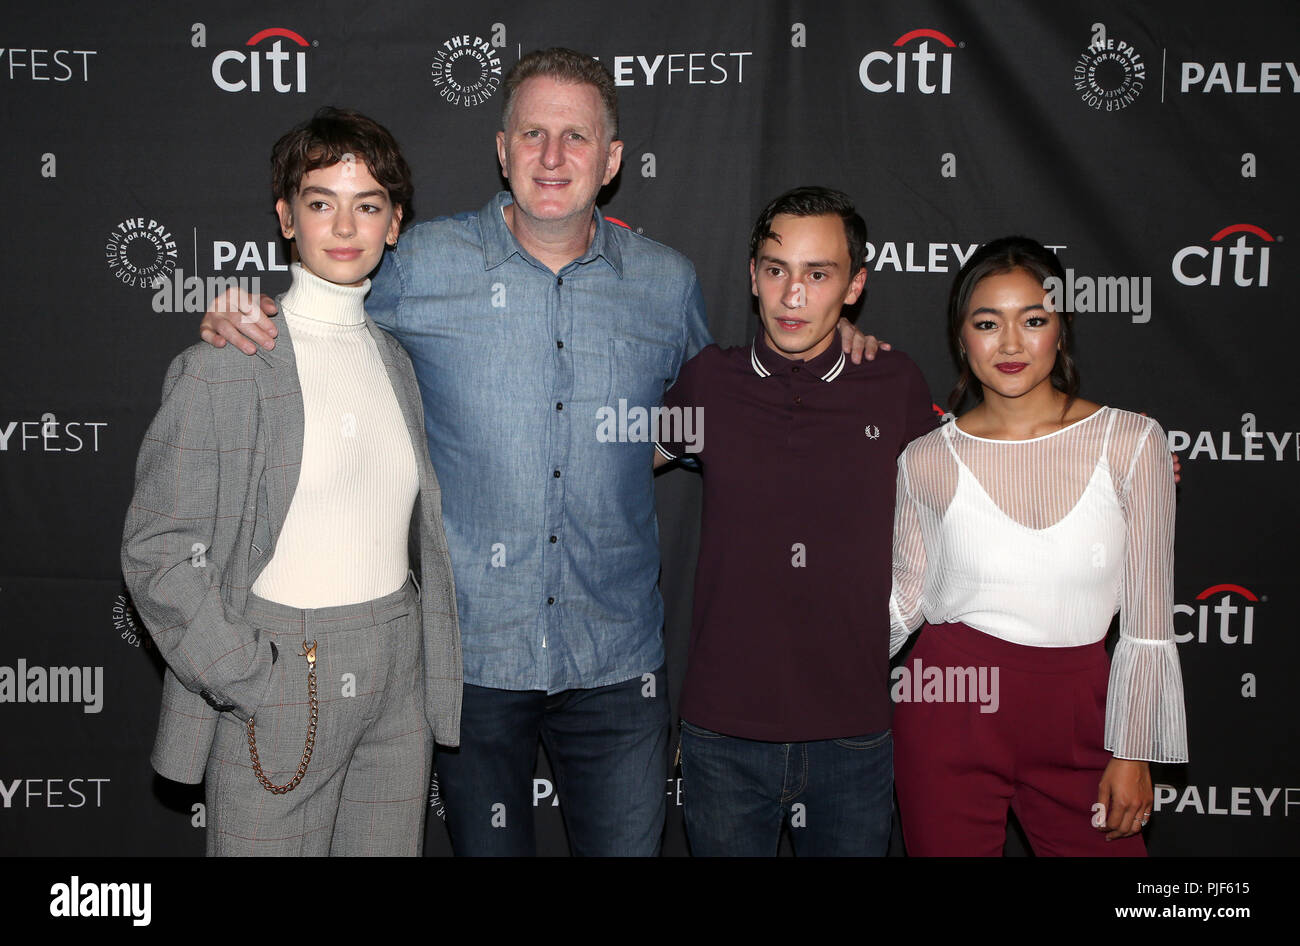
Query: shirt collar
478 190 624 277
750 331 847 382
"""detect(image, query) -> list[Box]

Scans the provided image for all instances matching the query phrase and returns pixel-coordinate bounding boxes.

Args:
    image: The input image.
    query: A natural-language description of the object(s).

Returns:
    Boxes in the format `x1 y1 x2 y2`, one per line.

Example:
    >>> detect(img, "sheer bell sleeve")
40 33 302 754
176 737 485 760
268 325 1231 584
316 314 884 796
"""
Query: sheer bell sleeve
1105 417 1188 762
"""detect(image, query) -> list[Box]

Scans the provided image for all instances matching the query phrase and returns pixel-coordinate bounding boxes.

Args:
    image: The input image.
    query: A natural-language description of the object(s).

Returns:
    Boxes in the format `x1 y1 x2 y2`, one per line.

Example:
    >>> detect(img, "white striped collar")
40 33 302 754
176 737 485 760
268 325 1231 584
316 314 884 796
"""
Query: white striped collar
750 338 846 383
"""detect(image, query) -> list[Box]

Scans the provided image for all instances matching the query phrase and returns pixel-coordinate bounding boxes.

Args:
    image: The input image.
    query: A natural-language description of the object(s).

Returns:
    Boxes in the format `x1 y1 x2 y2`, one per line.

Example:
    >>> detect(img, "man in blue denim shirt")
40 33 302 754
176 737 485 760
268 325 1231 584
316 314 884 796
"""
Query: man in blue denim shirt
201 48 878 856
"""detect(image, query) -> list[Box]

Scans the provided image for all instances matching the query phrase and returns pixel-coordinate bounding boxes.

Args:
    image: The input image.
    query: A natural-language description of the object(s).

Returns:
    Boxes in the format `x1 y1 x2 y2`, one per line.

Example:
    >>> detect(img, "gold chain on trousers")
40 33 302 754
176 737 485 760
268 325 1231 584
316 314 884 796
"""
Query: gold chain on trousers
247 640 319 794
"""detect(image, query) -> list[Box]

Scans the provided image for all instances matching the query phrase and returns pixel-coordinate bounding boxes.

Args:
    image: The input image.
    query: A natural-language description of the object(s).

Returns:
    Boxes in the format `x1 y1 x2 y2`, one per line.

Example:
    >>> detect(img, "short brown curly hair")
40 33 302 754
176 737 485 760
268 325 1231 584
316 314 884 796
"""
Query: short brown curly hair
271 107 414 229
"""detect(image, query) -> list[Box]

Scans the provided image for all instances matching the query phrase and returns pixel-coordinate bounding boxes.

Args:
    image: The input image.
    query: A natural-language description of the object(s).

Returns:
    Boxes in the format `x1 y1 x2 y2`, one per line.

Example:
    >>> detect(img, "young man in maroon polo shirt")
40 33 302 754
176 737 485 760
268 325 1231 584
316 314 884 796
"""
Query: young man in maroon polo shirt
653 187 936 855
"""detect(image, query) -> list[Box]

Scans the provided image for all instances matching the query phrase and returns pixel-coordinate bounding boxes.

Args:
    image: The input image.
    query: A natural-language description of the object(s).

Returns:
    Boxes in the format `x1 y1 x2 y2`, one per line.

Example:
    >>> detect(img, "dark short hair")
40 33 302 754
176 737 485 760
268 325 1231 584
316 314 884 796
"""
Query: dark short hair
271 107 413 229
748 186 868 276
946 235 1080 413
501 47 619 140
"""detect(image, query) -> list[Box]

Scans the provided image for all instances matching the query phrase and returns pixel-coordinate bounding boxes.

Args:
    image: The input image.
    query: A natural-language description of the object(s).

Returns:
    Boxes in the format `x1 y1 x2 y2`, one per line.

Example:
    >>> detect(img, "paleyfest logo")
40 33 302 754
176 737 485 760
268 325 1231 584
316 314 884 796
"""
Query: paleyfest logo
1073 23 1145 111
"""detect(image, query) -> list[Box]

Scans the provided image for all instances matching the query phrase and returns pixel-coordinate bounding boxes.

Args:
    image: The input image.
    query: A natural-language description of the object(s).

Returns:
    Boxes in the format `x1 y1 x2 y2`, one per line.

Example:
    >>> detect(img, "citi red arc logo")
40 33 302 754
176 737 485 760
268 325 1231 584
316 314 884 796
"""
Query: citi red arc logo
246 28 309 47
1211 224 1273 243
894 29 956 48
212 27 310 94
1196 583 1257 601
1174 583 1259 644
1173 224 1274 288
860 28 957 94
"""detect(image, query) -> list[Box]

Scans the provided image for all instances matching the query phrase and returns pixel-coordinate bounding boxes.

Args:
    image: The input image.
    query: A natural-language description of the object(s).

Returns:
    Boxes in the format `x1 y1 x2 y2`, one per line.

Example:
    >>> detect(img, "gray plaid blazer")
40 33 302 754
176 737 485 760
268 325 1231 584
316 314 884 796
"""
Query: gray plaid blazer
122 313 462 784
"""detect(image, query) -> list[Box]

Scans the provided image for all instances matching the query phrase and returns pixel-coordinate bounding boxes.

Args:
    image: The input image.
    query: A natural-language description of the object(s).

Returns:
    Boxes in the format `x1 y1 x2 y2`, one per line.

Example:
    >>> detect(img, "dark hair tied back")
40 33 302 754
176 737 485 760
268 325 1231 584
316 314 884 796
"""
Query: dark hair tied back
945 235 1079 414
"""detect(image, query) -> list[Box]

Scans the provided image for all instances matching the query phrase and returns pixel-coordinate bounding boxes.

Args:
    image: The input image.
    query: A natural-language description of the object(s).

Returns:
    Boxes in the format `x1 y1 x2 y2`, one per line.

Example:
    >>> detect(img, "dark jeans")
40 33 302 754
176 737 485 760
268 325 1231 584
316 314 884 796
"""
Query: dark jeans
437 666 670 856
680 719 893 856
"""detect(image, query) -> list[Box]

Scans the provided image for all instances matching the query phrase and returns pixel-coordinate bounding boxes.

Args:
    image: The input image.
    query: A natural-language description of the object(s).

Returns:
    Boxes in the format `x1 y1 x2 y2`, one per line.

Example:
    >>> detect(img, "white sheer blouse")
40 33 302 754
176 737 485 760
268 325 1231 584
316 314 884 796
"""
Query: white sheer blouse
889 406 1188 763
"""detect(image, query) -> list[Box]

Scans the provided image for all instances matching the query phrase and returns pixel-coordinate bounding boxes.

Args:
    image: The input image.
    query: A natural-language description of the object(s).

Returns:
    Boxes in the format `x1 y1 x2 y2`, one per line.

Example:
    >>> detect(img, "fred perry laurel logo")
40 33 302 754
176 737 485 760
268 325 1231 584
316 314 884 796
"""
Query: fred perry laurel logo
865 425 881 439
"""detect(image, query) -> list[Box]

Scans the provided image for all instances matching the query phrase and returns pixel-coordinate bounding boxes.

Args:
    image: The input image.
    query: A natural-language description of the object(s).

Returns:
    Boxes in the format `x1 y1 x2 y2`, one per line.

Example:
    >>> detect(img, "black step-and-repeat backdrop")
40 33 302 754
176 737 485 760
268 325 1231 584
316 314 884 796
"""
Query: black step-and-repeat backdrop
2 1 1296 857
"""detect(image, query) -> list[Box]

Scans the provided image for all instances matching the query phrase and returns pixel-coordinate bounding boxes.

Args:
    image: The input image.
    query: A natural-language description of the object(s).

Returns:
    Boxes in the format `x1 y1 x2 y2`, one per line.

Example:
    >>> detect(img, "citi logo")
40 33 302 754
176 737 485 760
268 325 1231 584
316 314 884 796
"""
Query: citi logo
859 28 957 95
212 27 309 93
1173 584 1258 645
1172 224 1274 288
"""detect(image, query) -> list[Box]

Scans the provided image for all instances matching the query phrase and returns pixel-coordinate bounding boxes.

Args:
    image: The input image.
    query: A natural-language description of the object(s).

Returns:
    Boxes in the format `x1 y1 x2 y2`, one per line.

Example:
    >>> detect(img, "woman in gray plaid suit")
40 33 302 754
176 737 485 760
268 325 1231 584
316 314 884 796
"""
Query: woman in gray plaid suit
122 108 461 856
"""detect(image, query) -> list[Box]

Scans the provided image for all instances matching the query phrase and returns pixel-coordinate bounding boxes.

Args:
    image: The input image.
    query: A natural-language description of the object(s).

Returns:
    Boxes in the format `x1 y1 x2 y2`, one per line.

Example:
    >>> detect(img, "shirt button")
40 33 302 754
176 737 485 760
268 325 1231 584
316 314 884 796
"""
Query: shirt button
547 597 555 605
792 366 800 373
556 340 564 349
794 396 802 405
549 535 558 543
553 470 561 478
557 277 564 286
556 402 564 411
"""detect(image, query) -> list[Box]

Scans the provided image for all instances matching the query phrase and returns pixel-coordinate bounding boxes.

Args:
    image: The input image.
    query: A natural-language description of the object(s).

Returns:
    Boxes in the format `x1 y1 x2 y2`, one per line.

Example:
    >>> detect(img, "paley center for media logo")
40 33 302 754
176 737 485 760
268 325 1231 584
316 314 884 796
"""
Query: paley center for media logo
1072 23 1144 111
1173 223 1275 288
859 28 959 94
212 26 311 93
106 214 278 309
431 31 503 107
105 216 177 290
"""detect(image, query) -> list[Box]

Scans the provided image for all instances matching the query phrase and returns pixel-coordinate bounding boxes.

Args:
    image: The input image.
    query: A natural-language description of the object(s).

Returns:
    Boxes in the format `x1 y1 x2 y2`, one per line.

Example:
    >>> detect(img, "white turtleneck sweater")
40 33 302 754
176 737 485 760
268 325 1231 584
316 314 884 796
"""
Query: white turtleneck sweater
250 263 419 608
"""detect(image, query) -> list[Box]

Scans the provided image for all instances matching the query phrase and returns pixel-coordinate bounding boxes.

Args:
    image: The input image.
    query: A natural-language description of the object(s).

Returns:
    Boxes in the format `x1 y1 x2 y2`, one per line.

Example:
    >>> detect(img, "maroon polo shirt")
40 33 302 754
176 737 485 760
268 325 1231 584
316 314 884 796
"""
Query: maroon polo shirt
657 332 936 742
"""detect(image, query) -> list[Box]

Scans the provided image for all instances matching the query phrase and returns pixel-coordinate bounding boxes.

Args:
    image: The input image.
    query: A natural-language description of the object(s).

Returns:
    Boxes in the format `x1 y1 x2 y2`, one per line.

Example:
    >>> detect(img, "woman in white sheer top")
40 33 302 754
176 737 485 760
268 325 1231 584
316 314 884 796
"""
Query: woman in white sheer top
889 236 1187 856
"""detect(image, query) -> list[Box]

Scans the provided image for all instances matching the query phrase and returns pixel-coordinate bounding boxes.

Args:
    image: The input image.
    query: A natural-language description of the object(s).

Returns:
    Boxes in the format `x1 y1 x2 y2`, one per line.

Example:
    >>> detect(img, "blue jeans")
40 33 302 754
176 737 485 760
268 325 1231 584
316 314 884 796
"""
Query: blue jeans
436 667 670 856
680 720 894 856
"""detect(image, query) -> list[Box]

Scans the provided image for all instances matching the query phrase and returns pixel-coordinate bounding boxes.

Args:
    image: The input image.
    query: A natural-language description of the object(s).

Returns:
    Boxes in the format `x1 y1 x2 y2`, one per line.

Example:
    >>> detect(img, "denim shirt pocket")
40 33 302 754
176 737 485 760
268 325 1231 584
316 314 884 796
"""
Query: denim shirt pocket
609 338 677 412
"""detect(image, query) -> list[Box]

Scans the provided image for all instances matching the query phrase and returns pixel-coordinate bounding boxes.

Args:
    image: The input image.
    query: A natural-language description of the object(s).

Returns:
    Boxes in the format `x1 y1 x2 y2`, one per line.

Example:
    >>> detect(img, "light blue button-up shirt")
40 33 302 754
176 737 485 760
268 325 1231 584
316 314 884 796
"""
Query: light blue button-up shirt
368 192 712 693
